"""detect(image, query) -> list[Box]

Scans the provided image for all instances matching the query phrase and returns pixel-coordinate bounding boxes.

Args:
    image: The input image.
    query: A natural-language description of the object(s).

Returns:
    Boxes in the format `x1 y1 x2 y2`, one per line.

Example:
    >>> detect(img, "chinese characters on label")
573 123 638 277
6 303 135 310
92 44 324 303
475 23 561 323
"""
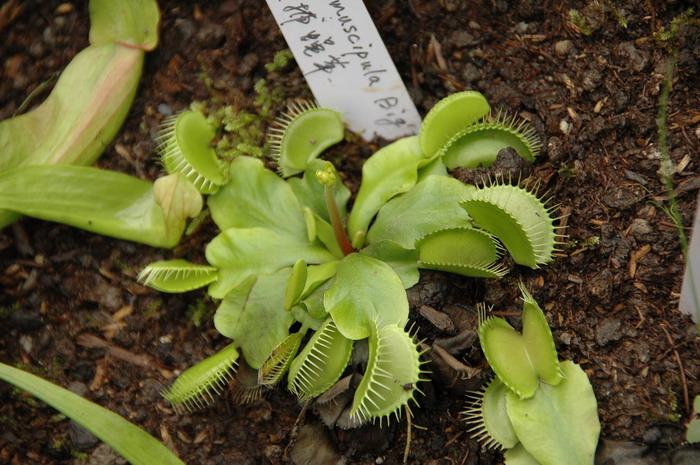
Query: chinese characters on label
267 0 422 140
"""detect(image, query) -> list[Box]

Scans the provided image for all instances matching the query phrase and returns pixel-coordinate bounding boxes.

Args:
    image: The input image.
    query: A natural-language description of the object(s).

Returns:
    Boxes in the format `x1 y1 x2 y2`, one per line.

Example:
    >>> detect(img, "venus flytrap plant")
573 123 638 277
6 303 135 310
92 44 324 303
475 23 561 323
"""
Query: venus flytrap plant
464 284 600 465
139 90 560 428
156 109 225 194
269 101 345 178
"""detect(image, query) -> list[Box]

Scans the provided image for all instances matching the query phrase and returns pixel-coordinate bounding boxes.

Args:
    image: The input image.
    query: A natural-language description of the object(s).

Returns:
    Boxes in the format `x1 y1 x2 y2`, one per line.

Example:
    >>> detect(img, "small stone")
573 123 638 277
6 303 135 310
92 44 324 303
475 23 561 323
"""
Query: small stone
289 424 343 465
554 40 572 56
8 310 43 331
195 22 226 48
55 3 74 15
67 381 89 397
559 119 571 135
69 421 99 451
618 41 648 72
19 335 32 354
459 62 480 83
449 30 477 48
594 439 660 464
546 136 564 162
670 443 700 465
629 218 658 243
595 318 622 346
89 443 127 465
157 103 172 116
514 22 529 33
559 331 573 345
263 445 283 461
602 187 641 210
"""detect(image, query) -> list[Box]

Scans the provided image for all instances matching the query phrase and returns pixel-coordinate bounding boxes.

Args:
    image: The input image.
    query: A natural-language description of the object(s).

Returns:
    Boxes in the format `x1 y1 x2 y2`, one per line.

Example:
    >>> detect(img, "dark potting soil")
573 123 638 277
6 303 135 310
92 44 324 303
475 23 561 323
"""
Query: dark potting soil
1 1 699 464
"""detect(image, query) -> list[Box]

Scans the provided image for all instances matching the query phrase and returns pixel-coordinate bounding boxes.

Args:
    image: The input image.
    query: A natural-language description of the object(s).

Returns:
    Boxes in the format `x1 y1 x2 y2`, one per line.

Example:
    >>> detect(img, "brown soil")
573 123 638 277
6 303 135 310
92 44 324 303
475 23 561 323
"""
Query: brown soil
1 1 700 464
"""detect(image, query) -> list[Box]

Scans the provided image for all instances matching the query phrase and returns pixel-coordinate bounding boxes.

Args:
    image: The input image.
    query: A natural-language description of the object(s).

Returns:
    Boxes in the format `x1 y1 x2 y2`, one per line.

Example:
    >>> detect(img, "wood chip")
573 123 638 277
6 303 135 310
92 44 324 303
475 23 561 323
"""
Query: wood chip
112 305 134 322
55 3 74 15
89 362 106 391
419 305 456 333
76 334 152 367
429 34 448 72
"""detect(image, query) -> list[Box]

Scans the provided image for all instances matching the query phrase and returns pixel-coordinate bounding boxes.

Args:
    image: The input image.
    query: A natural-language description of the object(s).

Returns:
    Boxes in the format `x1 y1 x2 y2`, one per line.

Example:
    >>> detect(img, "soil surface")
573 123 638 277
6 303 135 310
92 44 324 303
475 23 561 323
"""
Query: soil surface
2 1 700 464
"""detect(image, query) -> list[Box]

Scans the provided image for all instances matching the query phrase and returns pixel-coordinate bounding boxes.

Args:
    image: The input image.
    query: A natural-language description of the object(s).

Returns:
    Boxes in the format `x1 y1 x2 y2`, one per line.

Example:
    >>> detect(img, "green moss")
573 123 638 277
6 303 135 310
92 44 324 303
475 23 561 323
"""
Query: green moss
186 299 214 327
195 50 293 161
568 9 599 36
265 50 294 73
653 8 698 53
0 303 19 318
143 298 163 318
568 1 628 36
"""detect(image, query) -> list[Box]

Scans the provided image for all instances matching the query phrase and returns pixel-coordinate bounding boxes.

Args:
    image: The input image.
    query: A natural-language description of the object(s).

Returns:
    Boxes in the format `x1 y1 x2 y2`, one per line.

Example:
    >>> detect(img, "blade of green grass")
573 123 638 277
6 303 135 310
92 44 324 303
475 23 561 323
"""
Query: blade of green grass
0 363 186 465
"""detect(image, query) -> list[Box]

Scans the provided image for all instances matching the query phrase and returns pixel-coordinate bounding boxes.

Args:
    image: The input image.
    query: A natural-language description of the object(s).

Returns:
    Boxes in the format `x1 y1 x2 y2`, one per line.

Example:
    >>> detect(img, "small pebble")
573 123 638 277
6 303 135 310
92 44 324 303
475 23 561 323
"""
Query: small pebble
559 119 571 135
19 335 32 354
157 103 173 115
595 318 623 346
554 40 572 56
55 3 74 15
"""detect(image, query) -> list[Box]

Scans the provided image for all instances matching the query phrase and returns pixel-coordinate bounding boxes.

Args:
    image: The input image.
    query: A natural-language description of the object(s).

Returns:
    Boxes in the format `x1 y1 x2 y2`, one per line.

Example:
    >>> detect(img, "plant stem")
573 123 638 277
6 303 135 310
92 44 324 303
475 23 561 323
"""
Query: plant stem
325 185 355 256
657 54 688 258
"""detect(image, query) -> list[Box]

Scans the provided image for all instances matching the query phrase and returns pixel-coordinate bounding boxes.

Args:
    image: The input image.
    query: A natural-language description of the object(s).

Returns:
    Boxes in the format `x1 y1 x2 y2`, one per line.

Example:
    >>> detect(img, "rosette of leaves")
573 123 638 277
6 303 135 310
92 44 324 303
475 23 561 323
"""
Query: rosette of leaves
138 91 559 426
463 284 600 465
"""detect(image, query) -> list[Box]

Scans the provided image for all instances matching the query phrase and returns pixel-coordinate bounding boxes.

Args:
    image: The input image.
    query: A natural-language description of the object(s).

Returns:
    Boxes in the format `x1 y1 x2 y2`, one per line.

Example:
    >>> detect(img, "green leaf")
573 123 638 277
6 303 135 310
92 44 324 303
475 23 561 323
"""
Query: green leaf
440 112 541 170
366 175 474 249
208 156 307 240
461 183 558 268
287 159 351 223
350 322 424 424
503 444 542 465
214 269 296 369
416 227 507 279
0 43 143 174
463 377 519 451
259 331 305 386
419 90 491 157
520 284 562 387
287 317 354 400
0 0 160 228
300 261 339 301
0 363 185 465
269 104 345 177
138 259 217 293
157 110 224 194
89 0 160 50
360 240 420 289
297 277 334 321
163 344 239 413
347 136 434 241
478 287 561 400
284 259 308 311
306 210 344 258
0 167 201 248
324 254 408 340
505 361 600 465
687 418 700 443
205 227 335 299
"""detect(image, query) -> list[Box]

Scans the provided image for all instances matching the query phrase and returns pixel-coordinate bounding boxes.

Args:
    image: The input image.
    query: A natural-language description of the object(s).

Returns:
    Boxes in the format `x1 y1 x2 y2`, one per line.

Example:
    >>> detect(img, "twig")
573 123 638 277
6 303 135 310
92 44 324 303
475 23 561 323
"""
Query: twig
76 334 152 367
660 324 690 415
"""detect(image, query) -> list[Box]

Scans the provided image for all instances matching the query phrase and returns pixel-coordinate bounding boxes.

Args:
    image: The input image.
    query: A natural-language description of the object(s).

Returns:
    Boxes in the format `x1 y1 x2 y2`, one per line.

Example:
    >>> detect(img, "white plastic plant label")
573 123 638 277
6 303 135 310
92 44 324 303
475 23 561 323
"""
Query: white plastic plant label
266 0 422 141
